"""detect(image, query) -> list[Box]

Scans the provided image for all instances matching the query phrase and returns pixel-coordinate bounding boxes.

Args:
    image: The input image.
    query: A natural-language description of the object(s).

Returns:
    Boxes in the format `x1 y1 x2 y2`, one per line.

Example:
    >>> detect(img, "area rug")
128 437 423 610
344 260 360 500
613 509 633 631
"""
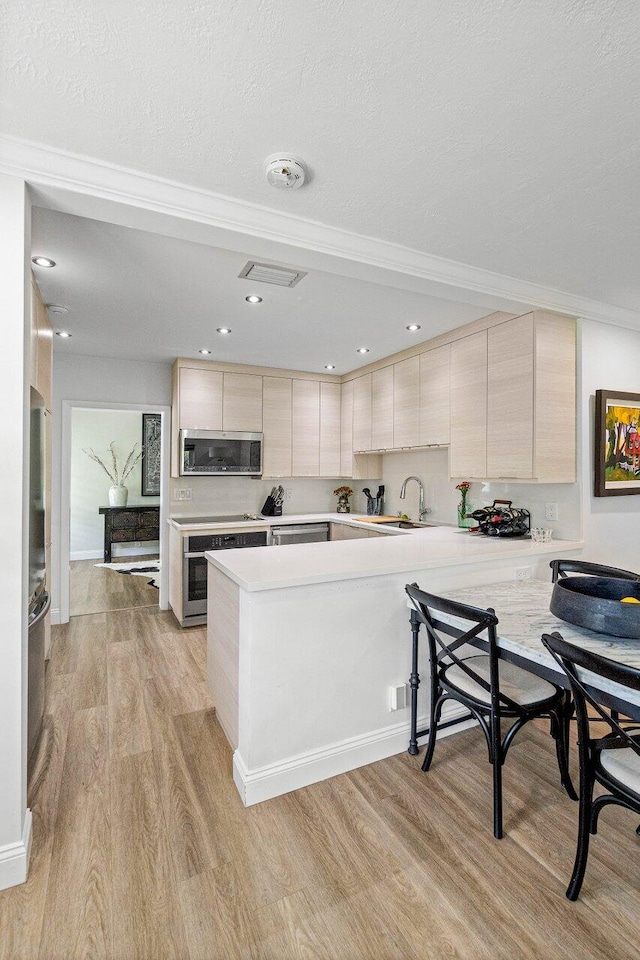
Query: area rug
94 559 160 589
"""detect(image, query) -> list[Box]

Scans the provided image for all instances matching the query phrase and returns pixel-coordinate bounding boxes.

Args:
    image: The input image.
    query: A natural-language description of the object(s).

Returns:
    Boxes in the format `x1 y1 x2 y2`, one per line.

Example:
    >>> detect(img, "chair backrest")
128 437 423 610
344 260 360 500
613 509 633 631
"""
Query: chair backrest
542 632 640 759
550 559 640 584
405 582 522 711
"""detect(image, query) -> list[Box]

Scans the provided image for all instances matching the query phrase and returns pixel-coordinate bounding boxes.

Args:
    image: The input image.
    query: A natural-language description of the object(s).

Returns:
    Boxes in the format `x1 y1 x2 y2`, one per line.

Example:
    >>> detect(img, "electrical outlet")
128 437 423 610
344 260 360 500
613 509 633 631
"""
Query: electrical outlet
514 566 532 581
285 488 293 500
172 487 192 501
545 502 558 522
389 683 408 711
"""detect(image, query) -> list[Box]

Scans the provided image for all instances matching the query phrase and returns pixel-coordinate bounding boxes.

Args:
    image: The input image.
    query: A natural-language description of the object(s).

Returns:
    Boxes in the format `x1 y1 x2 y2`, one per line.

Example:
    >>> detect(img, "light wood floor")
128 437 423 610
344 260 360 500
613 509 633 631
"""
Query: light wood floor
69 556 159 616
2 607 640 960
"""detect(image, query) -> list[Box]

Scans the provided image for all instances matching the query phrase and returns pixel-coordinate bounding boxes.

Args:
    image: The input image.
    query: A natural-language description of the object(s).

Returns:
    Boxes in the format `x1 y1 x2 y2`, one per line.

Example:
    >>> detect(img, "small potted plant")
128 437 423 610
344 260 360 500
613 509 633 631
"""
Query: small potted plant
333 485 354 514
455 480 473 528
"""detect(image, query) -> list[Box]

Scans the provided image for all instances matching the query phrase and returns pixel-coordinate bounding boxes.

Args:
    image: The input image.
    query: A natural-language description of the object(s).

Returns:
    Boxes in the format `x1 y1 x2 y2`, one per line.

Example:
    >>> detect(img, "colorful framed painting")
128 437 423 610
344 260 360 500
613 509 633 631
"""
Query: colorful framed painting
141 413 161 496
595 390 640 497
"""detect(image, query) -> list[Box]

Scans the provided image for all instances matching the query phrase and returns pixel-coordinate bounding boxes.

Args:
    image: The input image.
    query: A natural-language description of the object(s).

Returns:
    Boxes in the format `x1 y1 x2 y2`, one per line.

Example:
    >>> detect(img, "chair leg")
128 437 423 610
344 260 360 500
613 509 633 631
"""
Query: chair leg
566 761 593 900
553 698 578 801
490 716 503 840
421 688 443 772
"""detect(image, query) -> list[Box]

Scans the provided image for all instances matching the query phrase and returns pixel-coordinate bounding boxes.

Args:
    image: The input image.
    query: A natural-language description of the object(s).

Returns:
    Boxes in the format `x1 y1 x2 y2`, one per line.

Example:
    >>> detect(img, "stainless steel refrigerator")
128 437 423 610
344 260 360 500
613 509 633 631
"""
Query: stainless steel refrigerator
28 387 50 764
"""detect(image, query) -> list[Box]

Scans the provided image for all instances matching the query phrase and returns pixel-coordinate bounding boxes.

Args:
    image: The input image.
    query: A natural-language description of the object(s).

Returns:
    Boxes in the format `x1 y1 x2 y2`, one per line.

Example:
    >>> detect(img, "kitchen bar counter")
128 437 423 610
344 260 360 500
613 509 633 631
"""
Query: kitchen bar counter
205 523 582 592
205 520 583 807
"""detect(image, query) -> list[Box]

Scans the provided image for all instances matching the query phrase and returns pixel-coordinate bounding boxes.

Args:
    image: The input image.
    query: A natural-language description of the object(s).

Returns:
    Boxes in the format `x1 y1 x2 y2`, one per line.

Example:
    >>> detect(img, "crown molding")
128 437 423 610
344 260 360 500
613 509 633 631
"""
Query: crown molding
1 134 639 331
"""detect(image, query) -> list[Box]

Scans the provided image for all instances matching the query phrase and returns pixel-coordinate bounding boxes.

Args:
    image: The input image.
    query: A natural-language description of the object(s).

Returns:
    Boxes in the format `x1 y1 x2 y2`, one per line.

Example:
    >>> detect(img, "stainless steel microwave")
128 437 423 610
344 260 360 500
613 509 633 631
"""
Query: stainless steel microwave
180 429 263 476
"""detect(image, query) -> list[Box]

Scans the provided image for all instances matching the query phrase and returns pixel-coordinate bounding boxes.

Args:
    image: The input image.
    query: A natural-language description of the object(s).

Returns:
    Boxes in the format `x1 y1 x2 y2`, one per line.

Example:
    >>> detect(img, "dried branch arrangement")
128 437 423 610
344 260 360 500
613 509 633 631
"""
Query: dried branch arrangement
83 441 144 485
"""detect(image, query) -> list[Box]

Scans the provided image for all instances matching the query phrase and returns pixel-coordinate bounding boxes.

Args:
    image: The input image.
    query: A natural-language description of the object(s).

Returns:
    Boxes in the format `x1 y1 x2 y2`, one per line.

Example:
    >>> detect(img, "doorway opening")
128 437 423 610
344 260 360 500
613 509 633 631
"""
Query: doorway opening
60 400 171 623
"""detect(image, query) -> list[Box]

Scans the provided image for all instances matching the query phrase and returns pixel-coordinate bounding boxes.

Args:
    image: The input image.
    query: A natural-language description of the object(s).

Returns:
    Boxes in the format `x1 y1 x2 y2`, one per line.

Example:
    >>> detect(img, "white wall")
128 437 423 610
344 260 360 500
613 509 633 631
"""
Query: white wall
579 319 640 569
51 354 172 614
0 175 31 889
71 408 159 559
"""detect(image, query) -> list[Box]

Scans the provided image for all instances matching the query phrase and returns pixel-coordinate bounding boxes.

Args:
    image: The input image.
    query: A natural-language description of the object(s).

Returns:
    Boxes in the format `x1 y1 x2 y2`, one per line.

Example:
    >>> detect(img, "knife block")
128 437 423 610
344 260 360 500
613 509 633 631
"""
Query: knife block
260 496 282 516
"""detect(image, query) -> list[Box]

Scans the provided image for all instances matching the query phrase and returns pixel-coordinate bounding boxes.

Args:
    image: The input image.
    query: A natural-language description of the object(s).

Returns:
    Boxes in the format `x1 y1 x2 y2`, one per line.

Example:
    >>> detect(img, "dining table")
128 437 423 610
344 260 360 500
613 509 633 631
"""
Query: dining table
408 578 640 754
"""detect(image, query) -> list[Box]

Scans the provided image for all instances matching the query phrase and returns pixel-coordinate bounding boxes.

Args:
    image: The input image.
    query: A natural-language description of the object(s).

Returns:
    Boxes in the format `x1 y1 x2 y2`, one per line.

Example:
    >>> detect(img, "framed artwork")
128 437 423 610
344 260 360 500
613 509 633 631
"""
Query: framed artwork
141 413 161 496
595 390 640 497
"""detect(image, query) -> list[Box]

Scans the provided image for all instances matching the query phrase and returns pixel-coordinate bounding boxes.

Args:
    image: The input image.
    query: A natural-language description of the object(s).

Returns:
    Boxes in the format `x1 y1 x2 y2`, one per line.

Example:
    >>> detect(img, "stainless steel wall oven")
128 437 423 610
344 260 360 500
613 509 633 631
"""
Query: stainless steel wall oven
182 530 268 625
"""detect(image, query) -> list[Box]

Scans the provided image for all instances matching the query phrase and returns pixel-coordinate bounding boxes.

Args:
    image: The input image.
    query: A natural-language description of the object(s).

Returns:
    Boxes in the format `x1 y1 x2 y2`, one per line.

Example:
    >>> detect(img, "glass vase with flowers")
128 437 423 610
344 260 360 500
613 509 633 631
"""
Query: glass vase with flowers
455 480 474 528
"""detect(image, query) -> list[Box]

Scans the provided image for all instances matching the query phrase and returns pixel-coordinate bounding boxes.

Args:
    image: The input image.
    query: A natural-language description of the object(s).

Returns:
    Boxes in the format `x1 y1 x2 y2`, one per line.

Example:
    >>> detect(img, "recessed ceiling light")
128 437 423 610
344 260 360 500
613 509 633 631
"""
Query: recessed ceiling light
245 295 263 303
46 304 68 315
406 324 421 332
357 347 370 354
217 327 231 335
199 349 212 355
325 364 336 370
32 256 56 268
55 331 72 338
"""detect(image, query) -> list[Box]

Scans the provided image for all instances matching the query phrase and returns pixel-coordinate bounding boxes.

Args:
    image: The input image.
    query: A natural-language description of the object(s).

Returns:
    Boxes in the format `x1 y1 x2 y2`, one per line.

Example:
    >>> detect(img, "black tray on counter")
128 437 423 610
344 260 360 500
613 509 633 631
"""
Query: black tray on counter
550 576 640 639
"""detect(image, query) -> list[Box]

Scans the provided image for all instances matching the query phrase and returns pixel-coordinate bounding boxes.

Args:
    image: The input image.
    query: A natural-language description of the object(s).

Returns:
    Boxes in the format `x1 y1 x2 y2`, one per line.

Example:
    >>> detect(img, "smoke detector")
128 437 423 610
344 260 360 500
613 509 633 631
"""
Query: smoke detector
265 155 307 190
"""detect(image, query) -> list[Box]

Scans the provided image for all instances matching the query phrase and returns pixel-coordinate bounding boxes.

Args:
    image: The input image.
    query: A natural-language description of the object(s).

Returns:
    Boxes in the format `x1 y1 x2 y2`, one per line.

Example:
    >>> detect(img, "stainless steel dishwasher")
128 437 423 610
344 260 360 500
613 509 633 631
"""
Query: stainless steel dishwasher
270 523 329 546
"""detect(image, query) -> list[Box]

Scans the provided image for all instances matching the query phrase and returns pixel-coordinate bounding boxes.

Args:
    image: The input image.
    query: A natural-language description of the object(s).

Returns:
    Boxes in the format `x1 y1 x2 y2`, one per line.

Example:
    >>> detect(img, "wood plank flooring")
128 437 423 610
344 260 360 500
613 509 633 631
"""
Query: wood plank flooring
70 556 159 617
1 605 639 959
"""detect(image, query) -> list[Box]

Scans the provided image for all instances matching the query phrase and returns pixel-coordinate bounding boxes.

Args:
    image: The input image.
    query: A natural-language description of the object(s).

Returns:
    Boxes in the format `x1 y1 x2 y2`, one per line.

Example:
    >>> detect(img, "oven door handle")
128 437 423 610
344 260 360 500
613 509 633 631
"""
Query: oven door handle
184 551 208 559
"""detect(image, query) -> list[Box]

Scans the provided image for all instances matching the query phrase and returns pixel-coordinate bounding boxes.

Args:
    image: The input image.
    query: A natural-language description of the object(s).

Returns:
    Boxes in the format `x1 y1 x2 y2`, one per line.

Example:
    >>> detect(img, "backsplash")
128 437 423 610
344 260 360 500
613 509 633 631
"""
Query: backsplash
169 476 381 518
381 447 581 540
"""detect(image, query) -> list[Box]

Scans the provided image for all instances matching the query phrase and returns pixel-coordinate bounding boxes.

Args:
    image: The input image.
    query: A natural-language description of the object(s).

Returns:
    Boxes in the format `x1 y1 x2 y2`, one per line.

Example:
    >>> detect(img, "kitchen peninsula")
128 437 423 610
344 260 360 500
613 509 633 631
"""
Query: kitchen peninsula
205 520 583 805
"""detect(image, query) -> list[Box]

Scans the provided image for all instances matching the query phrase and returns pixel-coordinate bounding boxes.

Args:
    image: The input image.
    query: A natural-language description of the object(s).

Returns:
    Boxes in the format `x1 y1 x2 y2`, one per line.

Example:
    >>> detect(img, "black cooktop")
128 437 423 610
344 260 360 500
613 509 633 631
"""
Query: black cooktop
172 514 261 525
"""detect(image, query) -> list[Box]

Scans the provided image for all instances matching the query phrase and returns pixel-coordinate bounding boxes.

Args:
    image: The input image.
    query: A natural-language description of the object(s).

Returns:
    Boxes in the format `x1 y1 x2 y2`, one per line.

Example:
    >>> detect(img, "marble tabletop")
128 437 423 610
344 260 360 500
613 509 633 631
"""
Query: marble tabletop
437 579 640 712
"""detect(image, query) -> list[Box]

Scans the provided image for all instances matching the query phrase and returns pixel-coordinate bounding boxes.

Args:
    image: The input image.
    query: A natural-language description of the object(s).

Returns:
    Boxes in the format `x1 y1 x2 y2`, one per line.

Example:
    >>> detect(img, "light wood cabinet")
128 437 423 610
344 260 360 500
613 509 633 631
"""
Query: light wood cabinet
339 381 382 480
419 344 450 445
371 367 394 450
450 331 488 479
292 380 320 476
179 368 223 429
393 356 420 448
262 377 292 477
487 315 534 479
353 374 372 453
222 373 263 431
330 522 369 541
320 382 341 476
451 312 576 482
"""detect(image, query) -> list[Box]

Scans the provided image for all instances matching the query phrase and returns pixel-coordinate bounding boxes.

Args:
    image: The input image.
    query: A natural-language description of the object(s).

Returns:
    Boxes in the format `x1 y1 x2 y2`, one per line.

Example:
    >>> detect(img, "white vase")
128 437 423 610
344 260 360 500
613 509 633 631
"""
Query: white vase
108 484 128 507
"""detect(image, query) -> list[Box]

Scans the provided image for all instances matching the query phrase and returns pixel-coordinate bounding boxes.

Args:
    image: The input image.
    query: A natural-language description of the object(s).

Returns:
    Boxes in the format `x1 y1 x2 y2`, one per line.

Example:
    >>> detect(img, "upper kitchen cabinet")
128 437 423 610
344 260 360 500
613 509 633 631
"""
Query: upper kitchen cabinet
30 278 53 409
292 379 320 476
450 330 488 479
262 377 292 477
222 373 263 431
393 356 420 448
319 382 341 476
450 312 576 482
371 367 394 450
353 374 373 453
340 380 382 480
419 343 450 446
178 367 223 430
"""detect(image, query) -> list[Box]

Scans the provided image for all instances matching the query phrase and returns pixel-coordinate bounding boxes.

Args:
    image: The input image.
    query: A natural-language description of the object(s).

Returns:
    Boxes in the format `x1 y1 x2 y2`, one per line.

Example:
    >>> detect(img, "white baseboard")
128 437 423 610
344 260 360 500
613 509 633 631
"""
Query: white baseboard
0 809 32 890
51 607 61 625
70 544 159 561
233 703 476 806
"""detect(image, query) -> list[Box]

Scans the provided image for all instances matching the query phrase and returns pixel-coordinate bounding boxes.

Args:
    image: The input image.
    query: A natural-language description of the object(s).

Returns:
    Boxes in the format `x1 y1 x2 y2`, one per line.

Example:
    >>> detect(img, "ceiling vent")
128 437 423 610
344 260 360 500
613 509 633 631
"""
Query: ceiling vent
238 261 307 288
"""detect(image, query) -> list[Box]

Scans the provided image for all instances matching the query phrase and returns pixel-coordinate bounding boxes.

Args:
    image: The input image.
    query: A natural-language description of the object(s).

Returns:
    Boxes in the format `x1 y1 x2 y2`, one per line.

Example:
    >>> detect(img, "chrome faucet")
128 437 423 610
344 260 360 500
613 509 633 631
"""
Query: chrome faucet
399 476 431 521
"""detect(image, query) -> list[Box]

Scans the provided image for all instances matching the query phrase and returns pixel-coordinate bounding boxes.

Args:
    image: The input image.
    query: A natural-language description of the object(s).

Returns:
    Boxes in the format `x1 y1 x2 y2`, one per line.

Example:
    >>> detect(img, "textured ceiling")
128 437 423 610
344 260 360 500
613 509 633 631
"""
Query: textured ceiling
4 0 640 311
31 208 488 370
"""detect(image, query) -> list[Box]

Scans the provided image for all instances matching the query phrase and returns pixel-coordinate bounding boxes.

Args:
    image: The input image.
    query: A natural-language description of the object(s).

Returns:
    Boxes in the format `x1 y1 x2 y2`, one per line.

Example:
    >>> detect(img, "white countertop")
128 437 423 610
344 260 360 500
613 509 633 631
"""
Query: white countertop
203 521 583 592
169 512 408 533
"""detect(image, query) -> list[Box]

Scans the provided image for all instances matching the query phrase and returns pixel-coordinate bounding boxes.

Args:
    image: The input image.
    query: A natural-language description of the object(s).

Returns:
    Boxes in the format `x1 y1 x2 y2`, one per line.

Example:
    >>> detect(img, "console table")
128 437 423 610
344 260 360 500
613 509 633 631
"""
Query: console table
98 505 160 562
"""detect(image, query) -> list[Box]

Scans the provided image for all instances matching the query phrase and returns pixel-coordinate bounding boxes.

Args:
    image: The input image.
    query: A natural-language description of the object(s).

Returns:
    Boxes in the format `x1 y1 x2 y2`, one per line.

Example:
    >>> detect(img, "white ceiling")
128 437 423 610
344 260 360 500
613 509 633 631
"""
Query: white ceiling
4 0 640 347
31 208 493 371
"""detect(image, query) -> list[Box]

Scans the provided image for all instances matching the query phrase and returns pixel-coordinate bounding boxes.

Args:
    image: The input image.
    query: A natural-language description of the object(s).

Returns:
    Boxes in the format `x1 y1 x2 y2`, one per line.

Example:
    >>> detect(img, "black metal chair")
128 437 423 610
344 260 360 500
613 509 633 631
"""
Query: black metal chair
406 583 575 840
542 631 640 900
550 559 640 584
